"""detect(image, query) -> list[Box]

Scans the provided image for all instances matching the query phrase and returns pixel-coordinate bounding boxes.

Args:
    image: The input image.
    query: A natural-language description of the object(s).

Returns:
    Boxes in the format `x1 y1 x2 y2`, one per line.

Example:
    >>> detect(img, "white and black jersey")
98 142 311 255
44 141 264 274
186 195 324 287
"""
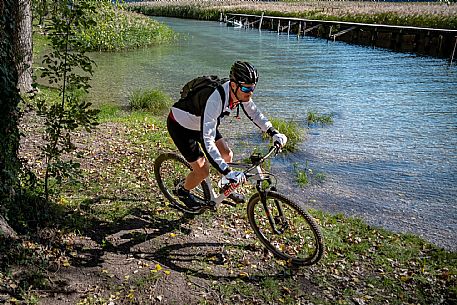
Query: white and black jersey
170 81 273 175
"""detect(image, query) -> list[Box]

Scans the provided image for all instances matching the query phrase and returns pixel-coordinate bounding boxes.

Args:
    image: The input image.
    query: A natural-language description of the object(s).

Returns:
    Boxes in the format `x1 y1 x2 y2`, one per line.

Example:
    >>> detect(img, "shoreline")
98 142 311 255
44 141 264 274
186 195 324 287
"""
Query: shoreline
220 119 456 252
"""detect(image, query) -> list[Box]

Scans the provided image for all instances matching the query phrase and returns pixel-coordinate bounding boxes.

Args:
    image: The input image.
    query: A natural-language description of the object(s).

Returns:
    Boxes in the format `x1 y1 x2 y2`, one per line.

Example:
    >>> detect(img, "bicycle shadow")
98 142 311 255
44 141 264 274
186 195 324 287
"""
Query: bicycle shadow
58 195 311 285
135 241 306 283
65 195 197 268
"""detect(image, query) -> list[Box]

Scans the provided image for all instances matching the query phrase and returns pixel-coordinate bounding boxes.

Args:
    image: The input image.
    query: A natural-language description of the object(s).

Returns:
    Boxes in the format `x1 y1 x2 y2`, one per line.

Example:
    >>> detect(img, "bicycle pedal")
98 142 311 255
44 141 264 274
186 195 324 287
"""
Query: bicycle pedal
203 201 217 211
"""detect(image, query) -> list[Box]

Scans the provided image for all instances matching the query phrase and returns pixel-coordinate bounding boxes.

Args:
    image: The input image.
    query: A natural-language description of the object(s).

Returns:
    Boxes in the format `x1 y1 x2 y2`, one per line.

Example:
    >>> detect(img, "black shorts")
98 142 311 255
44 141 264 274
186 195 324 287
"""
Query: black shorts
167 113 222 163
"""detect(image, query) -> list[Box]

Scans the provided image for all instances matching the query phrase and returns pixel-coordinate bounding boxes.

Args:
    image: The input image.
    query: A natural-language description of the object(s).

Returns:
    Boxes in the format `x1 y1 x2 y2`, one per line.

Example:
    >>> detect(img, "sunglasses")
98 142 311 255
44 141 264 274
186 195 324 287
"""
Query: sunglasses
239 84 256 93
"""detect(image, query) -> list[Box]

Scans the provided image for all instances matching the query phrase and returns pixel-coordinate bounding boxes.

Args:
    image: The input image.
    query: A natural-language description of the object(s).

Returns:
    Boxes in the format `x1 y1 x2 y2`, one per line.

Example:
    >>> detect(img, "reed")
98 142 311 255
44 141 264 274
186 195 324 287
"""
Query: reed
127 1 457 29
131 4 221 21
77 2 177 51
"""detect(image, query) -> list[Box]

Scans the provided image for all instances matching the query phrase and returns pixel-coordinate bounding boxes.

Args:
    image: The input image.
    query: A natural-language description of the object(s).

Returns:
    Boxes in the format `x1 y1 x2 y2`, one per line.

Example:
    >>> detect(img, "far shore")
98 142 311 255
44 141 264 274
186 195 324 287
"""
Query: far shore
130 0 457 19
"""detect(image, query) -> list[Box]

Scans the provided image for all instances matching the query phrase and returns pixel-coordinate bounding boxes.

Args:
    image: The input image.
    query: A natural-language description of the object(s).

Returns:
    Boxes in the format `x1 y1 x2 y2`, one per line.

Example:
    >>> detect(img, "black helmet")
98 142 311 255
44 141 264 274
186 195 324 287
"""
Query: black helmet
230 61 259 84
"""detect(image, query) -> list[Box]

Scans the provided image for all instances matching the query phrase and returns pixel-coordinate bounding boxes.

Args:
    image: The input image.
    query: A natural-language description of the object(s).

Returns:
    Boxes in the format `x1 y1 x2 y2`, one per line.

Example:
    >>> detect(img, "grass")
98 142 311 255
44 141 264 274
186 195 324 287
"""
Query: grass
262 111 332 153
293 161 326 186
128 88 174 115
32 1 177 55
263 117 305 152
307 110 334 127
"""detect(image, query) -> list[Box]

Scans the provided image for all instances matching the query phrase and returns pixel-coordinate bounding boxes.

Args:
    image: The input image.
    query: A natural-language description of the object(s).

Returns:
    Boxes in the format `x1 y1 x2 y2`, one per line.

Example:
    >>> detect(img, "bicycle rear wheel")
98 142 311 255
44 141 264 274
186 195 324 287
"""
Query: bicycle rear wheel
247 191 324 266
154 152 211 214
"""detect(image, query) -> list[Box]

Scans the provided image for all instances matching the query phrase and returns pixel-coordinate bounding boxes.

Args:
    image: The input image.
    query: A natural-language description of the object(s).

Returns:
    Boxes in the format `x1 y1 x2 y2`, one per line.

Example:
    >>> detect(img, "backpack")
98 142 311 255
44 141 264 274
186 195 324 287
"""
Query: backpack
180 75 227 100
174 75 229 117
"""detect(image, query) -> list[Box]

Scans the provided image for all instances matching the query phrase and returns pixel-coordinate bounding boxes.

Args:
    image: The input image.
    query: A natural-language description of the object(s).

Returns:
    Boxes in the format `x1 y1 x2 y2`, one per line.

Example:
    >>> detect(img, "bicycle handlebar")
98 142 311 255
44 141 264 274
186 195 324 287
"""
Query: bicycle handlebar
244 145 281 175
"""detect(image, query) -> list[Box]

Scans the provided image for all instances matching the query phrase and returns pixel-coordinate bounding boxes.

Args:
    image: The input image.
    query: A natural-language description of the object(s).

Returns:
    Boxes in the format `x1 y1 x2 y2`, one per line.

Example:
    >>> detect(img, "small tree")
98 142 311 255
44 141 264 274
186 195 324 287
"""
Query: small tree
37 0 99 200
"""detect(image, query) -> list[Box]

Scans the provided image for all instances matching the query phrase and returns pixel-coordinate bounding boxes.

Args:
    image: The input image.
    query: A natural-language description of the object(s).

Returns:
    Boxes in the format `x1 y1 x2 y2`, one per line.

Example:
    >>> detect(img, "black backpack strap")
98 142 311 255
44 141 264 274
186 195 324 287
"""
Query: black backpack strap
235 103 240 119
215 83 226 110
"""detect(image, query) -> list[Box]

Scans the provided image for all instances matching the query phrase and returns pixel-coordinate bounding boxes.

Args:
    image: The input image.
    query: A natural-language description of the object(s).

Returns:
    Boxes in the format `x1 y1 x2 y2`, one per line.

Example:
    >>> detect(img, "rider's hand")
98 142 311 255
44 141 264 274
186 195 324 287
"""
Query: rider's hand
225 171 246 184
273 133 287 148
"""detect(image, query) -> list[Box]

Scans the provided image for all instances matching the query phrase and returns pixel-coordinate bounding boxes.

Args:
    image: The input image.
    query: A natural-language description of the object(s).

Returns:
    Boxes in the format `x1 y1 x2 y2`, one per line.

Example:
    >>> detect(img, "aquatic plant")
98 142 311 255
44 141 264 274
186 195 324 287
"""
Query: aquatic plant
263 117 305 153
307 111 334 127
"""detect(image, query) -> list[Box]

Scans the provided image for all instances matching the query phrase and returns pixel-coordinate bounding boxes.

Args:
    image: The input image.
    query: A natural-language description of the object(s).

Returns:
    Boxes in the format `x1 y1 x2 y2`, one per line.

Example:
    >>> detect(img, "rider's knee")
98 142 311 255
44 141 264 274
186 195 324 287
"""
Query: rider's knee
192 158 210 179
195 164 210 180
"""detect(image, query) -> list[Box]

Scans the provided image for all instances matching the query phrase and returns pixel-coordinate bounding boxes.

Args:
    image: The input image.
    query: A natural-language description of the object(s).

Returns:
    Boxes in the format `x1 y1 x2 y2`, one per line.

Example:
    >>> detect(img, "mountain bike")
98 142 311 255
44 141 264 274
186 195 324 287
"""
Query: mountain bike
154 145 324 266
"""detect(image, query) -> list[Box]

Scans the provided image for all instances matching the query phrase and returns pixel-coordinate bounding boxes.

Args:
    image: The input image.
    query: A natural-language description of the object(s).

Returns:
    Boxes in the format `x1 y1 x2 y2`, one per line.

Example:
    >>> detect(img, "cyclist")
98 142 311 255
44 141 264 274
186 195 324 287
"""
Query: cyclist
167 61 287 210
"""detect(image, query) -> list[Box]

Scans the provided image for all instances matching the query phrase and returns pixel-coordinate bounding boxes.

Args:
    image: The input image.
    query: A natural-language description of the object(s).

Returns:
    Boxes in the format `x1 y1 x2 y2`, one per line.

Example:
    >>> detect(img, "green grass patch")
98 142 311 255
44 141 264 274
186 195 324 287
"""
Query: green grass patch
128 88 173 115
307 110 334 127
263 118 304 152
294 163 309 186
293 162 326 186
129 4 222 21
97 103 122 122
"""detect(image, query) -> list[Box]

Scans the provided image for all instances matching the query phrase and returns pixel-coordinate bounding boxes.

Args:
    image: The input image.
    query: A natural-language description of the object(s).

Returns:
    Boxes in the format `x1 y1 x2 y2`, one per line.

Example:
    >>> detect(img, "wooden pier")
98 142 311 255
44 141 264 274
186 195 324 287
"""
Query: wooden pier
224 13 457 61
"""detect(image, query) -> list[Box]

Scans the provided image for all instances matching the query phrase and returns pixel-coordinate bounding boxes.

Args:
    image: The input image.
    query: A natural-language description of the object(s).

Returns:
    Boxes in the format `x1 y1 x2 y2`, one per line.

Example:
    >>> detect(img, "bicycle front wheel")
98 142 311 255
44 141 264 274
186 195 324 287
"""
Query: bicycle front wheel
247 191 324 266
154 152 211 214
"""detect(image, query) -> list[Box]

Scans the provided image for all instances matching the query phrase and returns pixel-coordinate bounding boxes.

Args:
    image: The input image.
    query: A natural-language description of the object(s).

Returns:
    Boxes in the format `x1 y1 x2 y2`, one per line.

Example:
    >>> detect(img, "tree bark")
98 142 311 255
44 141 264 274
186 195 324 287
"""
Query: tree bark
14 0 34 94
1 0 21 239
0 215 18 240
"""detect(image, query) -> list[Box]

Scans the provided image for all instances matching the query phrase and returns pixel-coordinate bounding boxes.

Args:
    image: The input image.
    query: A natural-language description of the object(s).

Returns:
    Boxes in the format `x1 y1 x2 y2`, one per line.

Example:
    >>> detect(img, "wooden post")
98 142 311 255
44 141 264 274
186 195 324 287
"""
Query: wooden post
277 20 280 34
438 34 443 56
288 20 291 35
451 36 457 65
371 27 377 48
298 22 302 39
303 21 307 36
259 12 264 31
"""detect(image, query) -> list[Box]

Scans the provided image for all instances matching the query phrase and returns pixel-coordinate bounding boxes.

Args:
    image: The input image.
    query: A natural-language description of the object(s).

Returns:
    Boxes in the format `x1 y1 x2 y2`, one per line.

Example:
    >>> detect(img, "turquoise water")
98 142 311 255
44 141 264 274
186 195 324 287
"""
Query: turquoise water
88 17 457 250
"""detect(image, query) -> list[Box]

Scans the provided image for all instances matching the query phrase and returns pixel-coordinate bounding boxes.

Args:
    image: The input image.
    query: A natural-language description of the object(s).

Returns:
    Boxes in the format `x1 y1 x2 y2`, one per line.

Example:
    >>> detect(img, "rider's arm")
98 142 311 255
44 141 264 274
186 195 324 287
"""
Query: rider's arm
240 99 277 134
201 90 231 175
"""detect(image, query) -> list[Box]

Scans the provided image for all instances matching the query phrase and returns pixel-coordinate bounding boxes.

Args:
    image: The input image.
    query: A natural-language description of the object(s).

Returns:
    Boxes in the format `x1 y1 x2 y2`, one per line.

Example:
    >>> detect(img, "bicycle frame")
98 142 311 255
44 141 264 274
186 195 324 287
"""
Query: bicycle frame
204 146 279 209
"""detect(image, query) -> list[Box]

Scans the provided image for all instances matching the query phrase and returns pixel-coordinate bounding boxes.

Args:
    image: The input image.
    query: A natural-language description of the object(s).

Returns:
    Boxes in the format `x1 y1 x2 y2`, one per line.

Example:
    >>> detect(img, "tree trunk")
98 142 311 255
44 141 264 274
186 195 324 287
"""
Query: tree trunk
1 0 21 239
0 215 18 240
14 0 34 94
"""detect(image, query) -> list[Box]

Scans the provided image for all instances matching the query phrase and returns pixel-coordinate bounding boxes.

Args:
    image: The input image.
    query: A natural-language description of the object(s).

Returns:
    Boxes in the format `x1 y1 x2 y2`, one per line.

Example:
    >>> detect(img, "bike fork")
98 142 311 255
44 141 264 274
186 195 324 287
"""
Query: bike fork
258 186 286 235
